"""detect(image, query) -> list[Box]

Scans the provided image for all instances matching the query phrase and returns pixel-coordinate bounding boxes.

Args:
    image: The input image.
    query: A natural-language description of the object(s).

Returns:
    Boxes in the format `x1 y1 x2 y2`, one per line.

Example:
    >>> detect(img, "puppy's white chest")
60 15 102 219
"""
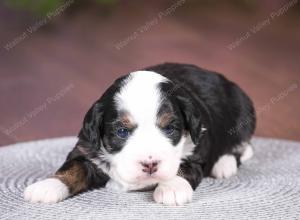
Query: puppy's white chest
105 179 157 192
105 179 127 191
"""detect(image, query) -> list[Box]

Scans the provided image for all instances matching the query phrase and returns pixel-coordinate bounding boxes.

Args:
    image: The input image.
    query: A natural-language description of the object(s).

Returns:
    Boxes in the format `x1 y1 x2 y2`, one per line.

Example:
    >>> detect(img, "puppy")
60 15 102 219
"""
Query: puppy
24 63 256 205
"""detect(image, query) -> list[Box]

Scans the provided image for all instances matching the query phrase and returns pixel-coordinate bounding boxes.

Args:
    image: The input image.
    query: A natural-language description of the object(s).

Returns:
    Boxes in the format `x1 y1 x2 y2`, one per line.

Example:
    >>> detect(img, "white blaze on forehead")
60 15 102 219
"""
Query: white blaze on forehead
115 71 168 123
107 71 188 189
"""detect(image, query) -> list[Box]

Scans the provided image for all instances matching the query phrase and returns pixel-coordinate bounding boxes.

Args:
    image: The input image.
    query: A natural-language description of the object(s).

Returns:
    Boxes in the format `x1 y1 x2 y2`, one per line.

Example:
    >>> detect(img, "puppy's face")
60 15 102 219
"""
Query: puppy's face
82 71 202 189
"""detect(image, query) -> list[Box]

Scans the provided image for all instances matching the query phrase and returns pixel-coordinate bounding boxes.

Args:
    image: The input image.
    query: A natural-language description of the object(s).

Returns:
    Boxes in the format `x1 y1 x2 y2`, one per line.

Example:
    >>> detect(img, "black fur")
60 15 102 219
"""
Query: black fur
56 75 132 190
57 63 256 194
156 93 185 146
146 63 256 179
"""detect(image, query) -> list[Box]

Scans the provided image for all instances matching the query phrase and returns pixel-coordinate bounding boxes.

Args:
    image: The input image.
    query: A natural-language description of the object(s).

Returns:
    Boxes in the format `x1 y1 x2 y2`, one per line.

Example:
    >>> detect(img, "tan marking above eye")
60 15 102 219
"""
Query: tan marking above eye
158 112 173 128
120 112 136 129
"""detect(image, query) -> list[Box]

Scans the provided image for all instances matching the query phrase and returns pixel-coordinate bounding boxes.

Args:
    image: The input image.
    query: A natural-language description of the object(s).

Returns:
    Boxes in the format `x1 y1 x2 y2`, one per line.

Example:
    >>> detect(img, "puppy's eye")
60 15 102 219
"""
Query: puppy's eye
116 127 130 139
162 125 175 135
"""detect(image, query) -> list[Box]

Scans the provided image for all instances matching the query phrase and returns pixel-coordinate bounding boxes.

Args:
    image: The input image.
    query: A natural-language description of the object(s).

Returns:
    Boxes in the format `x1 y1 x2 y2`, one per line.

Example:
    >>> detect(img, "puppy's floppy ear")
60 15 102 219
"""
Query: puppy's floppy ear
175 87 209 145
78 76 129 148
78 101 105 148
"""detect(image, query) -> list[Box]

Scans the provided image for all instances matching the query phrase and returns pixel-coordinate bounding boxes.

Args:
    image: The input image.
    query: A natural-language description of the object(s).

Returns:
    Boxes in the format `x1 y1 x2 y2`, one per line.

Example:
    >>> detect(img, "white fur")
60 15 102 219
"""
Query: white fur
153 175 193 205
92 71 192 191
240 143 254 162
105 179 127 191
115 71 168 121
24 178 69 203
181 134 196 159
211 154 237 179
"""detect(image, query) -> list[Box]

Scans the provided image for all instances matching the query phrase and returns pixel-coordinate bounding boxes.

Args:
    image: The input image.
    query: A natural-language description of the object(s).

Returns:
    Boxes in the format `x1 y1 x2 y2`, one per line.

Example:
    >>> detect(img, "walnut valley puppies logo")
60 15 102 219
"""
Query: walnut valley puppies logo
3 0 74 51
114 0 186 50
228 83 298 135
0 83 74 138
227 0 298 50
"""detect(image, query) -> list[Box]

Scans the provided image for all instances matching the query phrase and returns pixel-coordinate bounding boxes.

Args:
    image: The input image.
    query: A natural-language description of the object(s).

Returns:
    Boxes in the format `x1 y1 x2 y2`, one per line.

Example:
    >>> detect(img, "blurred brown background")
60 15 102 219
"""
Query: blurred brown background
0 0 299 146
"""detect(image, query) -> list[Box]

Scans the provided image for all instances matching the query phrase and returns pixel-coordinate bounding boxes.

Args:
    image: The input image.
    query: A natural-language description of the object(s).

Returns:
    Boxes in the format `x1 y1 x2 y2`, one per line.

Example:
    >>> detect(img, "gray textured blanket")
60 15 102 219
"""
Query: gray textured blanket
0 137 299 220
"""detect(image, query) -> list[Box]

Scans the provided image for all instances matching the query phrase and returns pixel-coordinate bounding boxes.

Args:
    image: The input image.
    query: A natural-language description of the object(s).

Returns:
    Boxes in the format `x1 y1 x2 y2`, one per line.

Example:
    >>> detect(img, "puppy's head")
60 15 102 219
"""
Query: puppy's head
79 71 205 189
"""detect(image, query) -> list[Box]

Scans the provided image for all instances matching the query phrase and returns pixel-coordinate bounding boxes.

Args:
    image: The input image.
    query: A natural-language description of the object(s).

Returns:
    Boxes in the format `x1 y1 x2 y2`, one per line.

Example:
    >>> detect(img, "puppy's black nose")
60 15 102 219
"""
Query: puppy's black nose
141 161 159 175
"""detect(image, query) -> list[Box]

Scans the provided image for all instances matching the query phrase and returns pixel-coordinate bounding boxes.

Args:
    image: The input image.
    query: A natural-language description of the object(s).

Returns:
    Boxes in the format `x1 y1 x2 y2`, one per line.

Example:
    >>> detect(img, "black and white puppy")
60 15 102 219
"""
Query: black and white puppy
24 63 256 205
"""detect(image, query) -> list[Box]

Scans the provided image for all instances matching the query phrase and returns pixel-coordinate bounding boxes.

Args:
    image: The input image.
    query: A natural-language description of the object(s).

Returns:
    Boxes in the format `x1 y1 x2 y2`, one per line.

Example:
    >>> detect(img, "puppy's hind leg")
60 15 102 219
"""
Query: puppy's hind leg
239 142 254 163
211 154 238 179
210 142 254 179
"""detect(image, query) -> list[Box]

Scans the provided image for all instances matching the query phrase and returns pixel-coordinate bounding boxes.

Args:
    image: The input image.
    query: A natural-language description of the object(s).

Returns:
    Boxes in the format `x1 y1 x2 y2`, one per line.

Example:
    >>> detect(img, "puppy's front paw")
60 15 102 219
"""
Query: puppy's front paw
153 176 193 206
24 178 69 203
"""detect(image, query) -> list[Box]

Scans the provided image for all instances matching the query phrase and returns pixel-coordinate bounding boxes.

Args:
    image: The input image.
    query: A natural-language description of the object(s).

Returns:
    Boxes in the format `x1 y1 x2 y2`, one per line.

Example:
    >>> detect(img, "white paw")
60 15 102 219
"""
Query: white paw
211 154 237 179
24 178 69 203
240 144 254 163
153 176 193 206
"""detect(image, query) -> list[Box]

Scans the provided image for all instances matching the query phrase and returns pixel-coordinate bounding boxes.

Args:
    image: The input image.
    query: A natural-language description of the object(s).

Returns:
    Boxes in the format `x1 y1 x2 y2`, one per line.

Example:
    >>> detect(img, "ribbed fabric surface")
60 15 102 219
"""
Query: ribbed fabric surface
0 137 299 220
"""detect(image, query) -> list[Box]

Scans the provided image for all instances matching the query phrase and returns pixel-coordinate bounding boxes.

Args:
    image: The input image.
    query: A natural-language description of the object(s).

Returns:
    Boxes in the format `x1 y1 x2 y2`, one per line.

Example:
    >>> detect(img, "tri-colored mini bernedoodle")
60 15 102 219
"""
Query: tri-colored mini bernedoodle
24 63 256 205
